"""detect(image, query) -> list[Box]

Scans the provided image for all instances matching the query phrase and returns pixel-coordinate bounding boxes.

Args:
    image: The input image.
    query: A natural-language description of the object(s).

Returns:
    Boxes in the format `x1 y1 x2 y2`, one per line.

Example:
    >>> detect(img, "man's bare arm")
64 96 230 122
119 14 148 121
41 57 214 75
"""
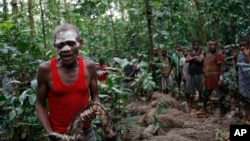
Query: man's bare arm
244 50 250 63
87 60 100 103
35 62 53 134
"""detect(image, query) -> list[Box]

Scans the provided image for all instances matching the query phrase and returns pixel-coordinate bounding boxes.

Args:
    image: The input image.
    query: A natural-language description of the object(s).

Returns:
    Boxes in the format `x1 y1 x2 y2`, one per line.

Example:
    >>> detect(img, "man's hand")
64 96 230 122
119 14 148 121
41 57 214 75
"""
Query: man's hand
80 109 100 122
48 132 61 140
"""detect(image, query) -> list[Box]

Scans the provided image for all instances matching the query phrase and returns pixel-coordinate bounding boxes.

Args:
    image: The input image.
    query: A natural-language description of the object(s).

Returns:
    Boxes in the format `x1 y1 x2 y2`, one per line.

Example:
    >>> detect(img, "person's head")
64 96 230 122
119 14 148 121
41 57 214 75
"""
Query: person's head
175 44 181 52
192 40 200 50
239 38 249 51
113 53 119 58
161 49 167 57
208 40 218 53
182 48 189 57
137 54 143 62
125 55 130 61
53 24 83 66
153 48 159 56
20 69 26 76
99 58 105 65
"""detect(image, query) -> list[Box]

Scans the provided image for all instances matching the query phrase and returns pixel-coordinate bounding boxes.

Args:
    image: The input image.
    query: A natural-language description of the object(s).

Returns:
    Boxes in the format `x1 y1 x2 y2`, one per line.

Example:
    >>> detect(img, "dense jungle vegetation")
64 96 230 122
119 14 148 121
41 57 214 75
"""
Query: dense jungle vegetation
0 0 250 140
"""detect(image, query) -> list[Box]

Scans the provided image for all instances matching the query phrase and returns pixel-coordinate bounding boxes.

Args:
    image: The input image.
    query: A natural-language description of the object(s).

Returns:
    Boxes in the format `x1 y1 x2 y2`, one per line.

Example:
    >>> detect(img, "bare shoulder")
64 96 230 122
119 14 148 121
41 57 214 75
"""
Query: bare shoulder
38 61 51 72
37 61 51 80
84 58 96 68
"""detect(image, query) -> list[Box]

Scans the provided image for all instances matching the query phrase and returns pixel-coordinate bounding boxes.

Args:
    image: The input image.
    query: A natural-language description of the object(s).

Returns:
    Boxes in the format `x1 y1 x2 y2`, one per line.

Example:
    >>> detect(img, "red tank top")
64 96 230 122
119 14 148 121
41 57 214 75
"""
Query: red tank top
97 64 107 82
48 57 91 133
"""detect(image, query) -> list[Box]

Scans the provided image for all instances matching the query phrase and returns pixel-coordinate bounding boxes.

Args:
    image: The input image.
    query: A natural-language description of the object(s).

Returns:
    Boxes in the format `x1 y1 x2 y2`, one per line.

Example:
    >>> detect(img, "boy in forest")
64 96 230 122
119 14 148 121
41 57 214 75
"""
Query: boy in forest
17 69 31 94
180 47 190 108
160 49 173 94
236 38 250 124
202 40 225 116
123 55 136 89
185 40 204 108
35 23 101 141
171 44 183 95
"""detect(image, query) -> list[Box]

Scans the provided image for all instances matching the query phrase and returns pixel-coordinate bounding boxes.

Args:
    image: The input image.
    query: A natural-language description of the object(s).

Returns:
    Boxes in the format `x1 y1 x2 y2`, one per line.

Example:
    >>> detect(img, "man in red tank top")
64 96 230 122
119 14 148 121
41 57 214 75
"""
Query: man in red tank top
35 24 100 141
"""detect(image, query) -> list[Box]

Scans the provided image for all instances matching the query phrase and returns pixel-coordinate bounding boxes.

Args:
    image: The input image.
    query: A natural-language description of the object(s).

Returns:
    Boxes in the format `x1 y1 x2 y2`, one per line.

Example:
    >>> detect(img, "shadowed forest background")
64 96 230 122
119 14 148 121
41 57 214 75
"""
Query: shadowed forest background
0 0 250 140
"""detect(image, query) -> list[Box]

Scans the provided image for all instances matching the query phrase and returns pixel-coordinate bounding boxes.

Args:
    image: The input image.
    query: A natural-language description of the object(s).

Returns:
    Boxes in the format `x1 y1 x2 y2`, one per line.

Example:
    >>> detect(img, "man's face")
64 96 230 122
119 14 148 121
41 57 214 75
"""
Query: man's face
209 41 217 53
192 42 199 50
175 46 181 52
54 30 82 65
183 49 189 56
125 56 130 61
239 41 249 51
21 70 25 75
153 48 158 56
162 50 166 56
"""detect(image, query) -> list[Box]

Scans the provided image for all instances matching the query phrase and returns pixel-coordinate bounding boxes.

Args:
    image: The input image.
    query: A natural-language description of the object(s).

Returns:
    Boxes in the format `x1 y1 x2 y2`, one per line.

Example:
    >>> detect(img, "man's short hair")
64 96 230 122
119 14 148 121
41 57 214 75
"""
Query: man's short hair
192 39 200 45
239 38 250 45
53 23 81 41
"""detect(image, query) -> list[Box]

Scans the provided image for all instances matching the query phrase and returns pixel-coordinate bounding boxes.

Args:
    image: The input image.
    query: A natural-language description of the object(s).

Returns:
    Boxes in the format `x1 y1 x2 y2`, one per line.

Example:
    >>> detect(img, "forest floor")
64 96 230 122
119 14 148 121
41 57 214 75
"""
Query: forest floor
119 92 246 141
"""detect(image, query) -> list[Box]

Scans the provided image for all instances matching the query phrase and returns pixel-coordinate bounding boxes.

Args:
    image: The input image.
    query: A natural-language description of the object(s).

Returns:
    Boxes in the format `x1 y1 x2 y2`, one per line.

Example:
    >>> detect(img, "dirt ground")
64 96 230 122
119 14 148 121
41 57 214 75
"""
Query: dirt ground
120 92 245 141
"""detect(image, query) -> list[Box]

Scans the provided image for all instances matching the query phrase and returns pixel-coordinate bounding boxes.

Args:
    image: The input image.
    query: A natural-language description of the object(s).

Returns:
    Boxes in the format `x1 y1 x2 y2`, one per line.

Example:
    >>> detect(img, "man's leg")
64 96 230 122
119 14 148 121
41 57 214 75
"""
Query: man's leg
202 89 213 114
194 74 204 102
186 75 195 108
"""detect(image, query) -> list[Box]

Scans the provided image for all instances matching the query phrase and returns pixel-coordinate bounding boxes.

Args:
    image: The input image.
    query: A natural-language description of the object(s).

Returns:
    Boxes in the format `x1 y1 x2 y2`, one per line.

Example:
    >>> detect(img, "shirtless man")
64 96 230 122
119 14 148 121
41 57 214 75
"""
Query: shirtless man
35 24 100 141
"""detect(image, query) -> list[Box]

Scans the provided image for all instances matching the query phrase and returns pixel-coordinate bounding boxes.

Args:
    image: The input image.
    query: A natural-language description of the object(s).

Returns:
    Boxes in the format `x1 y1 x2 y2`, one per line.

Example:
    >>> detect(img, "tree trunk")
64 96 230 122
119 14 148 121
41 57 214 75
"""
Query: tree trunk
119 0 125 21
11 0 18 16
28 0 35 36
39 0 47 49
108 0 118 55
3 0 8 20
193 0 207 44
144 0 154 70
64 0 71 23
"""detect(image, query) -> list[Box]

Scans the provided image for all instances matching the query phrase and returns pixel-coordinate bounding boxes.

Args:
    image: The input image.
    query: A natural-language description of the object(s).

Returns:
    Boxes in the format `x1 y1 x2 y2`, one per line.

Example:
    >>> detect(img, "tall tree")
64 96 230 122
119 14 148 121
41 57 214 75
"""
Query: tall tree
64 0 71 23
3 0 8 20
11 0 18 16
28 0 35 36
144 0 154 67
39 0 47 49
107 0 118 54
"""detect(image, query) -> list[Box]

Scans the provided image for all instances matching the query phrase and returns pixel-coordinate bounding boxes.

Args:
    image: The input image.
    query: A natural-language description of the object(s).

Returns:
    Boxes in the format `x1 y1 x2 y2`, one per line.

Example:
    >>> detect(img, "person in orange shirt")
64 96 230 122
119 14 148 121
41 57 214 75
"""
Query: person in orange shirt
203 40 225 115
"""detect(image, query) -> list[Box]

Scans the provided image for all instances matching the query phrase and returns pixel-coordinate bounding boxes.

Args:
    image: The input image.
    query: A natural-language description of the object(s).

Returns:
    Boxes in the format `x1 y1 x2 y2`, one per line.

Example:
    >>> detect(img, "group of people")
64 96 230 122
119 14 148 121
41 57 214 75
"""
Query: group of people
154 39 250 117
34 22 250 141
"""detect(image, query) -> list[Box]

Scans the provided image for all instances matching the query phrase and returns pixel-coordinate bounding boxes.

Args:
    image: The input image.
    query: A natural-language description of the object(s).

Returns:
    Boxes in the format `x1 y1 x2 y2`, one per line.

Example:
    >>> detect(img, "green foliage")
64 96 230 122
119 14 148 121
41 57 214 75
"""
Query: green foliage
156 103 169 114
0 21 45 140
0 80 45 140
0 0 248 140
215 128 229 141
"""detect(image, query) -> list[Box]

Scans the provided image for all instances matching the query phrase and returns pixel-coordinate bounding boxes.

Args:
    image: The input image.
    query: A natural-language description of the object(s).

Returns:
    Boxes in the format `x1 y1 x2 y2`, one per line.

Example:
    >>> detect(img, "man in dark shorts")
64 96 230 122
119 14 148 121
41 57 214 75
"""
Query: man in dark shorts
185 40 204 109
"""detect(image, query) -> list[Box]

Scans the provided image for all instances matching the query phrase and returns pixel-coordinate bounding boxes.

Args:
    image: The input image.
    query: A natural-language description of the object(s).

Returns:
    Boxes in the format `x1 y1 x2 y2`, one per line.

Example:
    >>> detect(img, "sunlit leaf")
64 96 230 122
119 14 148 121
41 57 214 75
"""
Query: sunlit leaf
9 110 16 121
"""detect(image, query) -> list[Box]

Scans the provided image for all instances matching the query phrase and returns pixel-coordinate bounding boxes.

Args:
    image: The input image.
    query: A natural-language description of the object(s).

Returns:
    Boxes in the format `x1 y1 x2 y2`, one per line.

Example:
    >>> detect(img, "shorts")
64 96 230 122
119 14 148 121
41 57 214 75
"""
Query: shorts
84 126 97 141
186 74 203 96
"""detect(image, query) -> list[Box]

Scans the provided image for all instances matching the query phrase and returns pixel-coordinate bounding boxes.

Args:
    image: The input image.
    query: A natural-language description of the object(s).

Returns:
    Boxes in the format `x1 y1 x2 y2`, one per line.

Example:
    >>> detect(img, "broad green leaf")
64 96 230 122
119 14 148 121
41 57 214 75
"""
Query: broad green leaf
9 110 17 121
29 94 36 105
19 90 28 105
16 107 24 115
